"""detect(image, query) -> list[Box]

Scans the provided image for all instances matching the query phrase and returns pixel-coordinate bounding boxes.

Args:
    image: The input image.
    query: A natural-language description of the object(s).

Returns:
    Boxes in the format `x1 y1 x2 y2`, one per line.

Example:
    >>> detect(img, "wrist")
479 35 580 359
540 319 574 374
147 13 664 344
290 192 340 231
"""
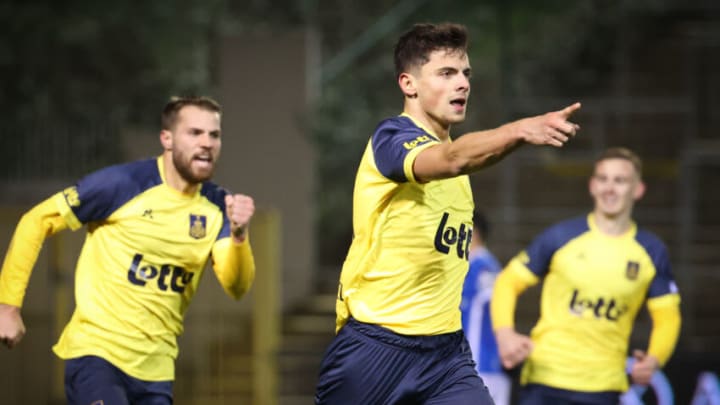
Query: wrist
232 228 247 244
494 326 515 338
0 303 21 313
503 120 526 144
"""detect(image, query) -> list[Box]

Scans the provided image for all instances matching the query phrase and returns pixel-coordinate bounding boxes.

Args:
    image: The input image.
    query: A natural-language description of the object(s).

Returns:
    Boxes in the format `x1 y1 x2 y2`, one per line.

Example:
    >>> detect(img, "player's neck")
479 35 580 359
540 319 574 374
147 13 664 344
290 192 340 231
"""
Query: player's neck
403 104 451 141
592 211 633 236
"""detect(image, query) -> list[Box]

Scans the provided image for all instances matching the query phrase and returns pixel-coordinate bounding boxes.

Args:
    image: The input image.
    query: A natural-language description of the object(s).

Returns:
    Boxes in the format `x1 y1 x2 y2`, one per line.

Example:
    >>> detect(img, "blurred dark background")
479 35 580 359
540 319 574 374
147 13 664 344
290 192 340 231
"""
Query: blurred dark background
0 0 718 404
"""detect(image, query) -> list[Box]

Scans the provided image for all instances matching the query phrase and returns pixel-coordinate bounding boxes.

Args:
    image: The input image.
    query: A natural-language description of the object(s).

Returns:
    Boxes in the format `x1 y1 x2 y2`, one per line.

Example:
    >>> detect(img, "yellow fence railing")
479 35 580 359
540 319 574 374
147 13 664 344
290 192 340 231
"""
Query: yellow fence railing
251 209 281 405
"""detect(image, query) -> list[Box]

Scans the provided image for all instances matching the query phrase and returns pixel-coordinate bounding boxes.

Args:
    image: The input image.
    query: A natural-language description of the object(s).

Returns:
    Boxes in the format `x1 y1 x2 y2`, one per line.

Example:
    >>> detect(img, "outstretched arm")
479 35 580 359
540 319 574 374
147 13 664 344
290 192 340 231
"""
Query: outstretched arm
630 295 681 385
414 102 581 182
0 195 68 348
211 194 256 300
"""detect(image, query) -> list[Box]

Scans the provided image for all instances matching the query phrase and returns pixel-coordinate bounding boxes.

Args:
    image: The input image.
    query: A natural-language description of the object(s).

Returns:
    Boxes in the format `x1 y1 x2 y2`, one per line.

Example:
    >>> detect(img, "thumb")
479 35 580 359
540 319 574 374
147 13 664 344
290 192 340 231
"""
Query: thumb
633 349 646 360
225 194 234 209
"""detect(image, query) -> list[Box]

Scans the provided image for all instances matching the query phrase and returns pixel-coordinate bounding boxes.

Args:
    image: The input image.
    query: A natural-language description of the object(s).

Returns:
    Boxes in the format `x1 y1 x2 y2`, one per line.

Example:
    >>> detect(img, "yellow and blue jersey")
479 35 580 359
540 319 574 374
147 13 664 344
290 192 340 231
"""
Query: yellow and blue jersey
50 156 236 381
336 114 474 335
506 214 680 392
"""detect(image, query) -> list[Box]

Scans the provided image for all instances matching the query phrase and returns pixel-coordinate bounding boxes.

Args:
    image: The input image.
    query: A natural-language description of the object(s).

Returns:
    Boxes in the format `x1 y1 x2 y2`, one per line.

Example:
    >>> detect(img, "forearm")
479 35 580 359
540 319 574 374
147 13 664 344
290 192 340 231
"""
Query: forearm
647 295 682 366
415 124 523 181
212 237 256 300
451 123 524 174
0 196 67 307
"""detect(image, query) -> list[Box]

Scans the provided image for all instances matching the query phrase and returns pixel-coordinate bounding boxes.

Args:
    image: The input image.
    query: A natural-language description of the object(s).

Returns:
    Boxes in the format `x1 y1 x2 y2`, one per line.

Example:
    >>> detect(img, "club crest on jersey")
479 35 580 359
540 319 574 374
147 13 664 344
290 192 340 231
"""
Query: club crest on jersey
625 261 640 280
189 214 207 239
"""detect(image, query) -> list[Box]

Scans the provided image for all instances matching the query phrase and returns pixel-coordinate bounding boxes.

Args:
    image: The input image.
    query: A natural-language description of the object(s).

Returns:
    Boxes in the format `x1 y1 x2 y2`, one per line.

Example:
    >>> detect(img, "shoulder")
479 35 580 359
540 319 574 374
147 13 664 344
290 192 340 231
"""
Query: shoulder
634 227 670 258
374 116 417 132
372 116 428 142
367 116 436 183
68 158 162 222
78 158 161 196
635 227 666 248
85 158 161 190
538 216 589 244
200 182 230 211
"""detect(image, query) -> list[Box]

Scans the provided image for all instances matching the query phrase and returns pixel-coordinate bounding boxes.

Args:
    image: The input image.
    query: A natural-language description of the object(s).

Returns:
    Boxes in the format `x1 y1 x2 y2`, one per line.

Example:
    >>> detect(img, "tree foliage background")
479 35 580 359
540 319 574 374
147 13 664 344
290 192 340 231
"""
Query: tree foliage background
308 0 674 264
0 0 678 263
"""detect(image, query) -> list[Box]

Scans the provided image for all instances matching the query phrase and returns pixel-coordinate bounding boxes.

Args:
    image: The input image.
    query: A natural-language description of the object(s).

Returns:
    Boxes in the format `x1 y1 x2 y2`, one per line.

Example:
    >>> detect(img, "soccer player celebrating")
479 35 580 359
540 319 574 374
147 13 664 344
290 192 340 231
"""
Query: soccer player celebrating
314 22 581 405
0 96 256 404
491 147 682 405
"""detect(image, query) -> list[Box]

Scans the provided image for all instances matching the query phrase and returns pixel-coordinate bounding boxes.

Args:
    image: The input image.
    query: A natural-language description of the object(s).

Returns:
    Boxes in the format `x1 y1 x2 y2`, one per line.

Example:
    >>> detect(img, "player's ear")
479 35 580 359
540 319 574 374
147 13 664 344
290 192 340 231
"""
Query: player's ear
398 72 417 98
633 180 646 200
159 130 173 150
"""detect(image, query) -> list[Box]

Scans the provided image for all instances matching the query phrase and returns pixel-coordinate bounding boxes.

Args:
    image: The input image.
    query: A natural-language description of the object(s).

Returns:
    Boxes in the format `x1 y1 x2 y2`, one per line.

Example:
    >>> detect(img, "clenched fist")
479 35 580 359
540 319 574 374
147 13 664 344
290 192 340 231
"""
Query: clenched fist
495 327 533 369
225 194 255 242
0 303 25 349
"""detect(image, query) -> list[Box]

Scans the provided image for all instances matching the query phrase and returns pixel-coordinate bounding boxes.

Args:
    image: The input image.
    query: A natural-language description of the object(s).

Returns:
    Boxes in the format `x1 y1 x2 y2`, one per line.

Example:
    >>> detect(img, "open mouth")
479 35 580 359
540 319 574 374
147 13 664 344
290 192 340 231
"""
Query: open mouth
450 98 466 108
193 155 213 167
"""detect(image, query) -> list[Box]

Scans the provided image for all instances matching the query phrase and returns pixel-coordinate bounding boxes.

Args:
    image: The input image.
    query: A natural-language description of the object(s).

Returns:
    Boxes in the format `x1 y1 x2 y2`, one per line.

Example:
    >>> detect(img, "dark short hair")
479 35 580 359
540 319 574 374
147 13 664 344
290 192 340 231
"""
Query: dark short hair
161 96 221 130
595 147 643 178
472 208 490 240
394 23 468 78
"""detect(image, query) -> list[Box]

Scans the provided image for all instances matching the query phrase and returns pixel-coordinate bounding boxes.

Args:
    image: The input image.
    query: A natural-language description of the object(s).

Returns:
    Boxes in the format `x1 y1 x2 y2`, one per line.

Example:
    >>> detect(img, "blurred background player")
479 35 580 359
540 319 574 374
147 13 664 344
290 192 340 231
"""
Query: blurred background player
314 22 581 405
0 96 256 404
461 209 511 405
491 147 682 405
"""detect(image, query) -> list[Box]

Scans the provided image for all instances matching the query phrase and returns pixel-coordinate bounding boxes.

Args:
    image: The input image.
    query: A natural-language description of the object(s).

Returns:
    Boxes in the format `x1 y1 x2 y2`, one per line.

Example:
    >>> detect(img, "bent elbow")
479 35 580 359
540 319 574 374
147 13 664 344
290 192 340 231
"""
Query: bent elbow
226 281 252 300
226 269 255 300
445 150 470 176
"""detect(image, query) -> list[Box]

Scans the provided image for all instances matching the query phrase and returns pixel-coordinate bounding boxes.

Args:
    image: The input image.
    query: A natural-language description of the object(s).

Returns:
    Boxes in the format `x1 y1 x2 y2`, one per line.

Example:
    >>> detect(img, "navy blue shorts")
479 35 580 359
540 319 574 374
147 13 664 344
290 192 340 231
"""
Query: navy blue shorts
64 356 173 405
314 318 494 405
518 383 620 405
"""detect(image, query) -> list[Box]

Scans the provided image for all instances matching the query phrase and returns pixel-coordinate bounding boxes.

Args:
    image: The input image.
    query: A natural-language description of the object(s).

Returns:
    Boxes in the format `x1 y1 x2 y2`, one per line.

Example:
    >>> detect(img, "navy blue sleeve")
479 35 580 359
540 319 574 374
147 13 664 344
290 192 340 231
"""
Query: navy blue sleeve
70 159 161 223
637 230 679 298
524 217 589 277
200 182 232 240
371 117 437 182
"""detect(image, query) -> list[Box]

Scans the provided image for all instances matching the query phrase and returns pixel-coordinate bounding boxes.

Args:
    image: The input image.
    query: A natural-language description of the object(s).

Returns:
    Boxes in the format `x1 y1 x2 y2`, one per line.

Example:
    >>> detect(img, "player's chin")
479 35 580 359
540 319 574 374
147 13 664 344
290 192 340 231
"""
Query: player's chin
189 168 214 183
598 207 624 218
447 114 466 124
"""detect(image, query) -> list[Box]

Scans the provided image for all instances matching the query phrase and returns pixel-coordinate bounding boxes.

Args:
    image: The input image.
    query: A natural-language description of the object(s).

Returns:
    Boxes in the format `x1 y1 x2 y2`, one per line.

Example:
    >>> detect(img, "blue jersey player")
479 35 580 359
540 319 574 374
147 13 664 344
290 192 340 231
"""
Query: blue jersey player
0 96 256 404
461 209 510 405
314 22 582 405
492 147 682 405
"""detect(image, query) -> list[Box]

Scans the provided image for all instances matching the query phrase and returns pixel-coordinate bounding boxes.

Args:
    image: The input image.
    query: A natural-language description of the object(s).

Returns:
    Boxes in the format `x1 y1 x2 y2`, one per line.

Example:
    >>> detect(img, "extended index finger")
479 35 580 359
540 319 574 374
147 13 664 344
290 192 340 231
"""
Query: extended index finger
560 102 582 118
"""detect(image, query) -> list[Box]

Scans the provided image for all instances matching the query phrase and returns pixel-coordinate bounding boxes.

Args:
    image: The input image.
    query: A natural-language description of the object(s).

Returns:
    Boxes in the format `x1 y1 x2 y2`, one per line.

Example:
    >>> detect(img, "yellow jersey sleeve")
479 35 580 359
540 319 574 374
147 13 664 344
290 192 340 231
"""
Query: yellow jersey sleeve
491 260 539 330
0 194 69 307
646 294 681 366
211 236 256 299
